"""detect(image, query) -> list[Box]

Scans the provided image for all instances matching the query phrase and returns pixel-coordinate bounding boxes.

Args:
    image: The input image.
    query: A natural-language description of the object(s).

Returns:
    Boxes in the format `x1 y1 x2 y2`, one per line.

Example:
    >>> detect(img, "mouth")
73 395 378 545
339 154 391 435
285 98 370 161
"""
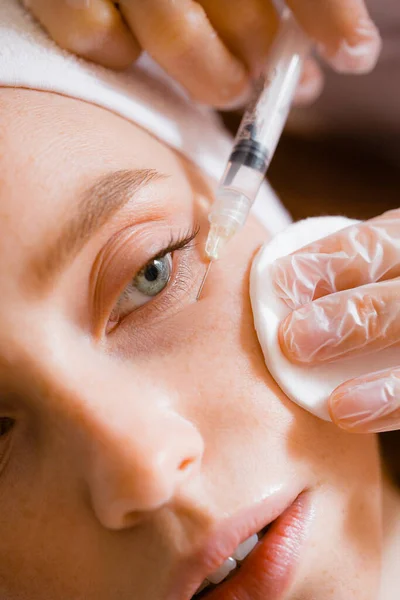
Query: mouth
192 526 270 598
182 491 312 600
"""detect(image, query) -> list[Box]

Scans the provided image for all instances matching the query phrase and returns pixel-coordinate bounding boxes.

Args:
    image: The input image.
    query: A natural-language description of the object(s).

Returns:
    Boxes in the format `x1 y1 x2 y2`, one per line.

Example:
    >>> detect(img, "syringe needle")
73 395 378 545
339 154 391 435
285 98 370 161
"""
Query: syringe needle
196 261 213 301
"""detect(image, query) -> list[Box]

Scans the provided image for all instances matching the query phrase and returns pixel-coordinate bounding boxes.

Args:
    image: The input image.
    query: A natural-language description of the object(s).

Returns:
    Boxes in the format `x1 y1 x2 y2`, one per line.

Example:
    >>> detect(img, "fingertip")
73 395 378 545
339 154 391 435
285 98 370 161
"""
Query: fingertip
62 33 140 71
278 313 301 364
74 32 141 71
30 0 141 69
294 59 324 106
287 0 382 76
210 79 252 111
328 381 374 433
200 0 279 81
181 61 250 109
66 0 141 68
318 18 382 75
328 376 397 434
120 0 251 109
328 388 347 429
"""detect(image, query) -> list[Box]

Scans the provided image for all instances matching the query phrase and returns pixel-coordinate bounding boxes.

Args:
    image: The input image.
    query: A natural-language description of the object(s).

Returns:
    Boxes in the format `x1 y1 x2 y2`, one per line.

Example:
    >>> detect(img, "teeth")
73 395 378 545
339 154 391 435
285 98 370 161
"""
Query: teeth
232 534 259 561
207 557 237 585
195 533 262 595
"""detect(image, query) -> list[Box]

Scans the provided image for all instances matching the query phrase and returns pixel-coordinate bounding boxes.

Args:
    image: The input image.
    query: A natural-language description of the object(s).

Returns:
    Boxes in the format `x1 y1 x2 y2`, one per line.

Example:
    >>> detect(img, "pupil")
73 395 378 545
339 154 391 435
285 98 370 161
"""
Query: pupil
145 262 160 282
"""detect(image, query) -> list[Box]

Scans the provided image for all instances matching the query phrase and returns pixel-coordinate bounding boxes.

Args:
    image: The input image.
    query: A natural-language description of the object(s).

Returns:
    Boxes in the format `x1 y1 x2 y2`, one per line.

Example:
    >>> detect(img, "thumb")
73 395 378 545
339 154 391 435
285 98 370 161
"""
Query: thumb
329 368 400 433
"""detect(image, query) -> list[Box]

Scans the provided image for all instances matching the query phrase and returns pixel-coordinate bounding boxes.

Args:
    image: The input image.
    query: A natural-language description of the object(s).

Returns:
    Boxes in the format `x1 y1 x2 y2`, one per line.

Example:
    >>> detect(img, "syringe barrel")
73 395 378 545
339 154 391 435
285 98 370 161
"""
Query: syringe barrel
206 164 262 259
230 10 310 175
219 160 265 205
205 10 310 262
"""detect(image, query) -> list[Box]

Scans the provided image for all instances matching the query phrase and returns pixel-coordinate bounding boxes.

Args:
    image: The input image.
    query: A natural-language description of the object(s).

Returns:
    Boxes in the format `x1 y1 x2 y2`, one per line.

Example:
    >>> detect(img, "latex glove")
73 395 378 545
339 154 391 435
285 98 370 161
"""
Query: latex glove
272 209 400 434
22 0 381 109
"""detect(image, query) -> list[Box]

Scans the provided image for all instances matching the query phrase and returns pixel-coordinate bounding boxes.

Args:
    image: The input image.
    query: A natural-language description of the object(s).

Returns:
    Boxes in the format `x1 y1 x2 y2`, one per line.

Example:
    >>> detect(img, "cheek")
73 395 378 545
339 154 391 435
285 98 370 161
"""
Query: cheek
133 217 269 391
293 434 382 598
111 206 382 594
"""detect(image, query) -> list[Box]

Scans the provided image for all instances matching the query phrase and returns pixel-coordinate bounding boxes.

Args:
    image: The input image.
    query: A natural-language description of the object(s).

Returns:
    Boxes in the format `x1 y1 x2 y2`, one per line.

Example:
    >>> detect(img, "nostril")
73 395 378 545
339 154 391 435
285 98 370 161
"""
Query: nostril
178 457 195 472
123 511 145 529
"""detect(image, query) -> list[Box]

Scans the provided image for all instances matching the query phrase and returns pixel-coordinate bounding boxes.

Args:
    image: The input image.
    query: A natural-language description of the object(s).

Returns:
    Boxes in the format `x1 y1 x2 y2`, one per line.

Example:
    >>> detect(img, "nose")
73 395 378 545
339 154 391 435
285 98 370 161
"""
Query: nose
31 342 205 530
86 410 204 529
12 326 205 531
70 374 204 530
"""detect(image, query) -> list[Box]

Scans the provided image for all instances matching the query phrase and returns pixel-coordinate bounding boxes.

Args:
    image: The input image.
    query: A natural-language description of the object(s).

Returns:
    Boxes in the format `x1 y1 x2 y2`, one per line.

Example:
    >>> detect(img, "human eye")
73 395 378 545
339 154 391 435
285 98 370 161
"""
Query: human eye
109 253 173 322
105 225 200 330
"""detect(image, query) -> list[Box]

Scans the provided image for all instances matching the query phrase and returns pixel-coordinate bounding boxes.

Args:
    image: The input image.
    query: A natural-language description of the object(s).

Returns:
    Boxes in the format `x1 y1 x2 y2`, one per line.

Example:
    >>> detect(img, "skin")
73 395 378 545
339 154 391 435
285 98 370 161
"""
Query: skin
25 0 382 108
0 88 385 599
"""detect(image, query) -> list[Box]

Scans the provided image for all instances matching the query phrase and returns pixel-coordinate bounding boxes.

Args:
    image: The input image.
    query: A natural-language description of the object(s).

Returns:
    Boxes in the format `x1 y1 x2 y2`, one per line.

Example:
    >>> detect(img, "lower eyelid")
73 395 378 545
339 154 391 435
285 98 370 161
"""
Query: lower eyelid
110 281 154 322
106 251 197 335
95 225 202 337
109 252 173 324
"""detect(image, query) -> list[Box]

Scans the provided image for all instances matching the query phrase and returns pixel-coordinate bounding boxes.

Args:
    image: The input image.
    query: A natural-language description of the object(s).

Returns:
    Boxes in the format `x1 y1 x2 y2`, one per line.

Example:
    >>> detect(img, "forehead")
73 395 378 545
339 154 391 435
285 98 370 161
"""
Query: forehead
0 88 193 279
0 87 185 201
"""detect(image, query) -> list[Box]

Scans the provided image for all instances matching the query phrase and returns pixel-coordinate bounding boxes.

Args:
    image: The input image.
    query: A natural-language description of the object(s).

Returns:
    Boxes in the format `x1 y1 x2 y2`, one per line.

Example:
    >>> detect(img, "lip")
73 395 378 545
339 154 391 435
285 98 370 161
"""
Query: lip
167 486 310 600
205 492 312 600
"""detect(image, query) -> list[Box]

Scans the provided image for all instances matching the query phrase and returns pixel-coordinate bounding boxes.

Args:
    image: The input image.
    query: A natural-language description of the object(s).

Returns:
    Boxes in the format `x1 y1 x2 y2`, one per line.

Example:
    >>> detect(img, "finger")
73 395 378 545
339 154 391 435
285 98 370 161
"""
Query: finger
27 0 140 69
286 0 381 74
293 58 324 106
272 209 400 309
118 0 250 108
279 278 400 364
198 0 279 77
329 367 400 433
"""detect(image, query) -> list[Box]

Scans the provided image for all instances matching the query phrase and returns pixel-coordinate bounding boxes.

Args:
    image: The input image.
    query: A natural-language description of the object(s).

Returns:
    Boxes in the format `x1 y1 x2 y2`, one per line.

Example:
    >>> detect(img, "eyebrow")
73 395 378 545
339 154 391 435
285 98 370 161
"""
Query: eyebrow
27 168 164 293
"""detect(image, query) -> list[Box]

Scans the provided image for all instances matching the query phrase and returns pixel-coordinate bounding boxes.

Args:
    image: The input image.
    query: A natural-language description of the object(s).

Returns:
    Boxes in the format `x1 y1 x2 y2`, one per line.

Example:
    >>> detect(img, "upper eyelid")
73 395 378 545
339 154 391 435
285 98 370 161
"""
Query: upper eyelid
108 248 198 335
110 227 201 320
26 169 167 296
145 225 201 263
91 225 201 337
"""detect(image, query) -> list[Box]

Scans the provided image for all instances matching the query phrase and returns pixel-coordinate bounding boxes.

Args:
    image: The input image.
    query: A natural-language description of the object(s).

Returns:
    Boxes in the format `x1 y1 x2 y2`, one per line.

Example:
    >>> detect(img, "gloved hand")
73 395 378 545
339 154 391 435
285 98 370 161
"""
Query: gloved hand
272 209 400 434
22 0 381 108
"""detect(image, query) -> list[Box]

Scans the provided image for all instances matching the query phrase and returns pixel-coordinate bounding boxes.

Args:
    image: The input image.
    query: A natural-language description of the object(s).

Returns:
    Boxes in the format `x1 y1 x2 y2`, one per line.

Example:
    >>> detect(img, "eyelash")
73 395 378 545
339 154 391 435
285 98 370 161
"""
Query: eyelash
147 224 200 265
107 224 200 330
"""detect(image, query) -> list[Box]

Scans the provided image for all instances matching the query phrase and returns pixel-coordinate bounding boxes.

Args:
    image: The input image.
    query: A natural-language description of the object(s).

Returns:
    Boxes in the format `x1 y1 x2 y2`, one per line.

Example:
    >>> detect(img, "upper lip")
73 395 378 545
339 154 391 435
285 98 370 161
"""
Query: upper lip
166 486 301 600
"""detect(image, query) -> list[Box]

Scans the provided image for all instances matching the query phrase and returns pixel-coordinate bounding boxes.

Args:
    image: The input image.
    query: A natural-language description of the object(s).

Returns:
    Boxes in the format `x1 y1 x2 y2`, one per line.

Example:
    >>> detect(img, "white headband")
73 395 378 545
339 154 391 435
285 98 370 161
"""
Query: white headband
0 0 290 234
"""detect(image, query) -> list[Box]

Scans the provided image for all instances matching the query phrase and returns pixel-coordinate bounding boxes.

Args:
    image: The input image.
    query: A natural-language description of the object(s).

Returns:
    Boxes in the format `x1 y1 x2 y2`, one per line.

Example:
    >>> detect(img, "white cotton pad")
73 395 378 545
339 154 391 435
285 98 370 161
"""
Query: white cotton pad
250 215 386 421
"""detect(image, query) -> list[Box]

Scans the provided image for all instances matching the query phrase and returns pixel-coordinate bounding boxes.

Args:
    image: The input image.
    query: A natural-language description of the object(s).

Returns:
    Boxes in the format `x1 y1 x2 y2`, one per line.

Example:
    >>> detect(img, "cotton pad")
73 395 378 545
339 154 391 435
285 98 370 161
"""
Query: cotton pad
250 216 400 421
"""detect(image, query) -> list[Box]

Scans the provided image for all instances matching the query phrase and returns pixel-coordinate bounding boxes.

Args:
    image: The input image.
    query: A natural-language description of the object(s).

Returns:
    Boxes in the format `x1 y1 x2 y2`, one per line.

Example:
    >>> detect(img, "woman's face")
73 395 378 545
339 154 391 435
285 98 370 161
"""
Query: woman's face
0 88 382 600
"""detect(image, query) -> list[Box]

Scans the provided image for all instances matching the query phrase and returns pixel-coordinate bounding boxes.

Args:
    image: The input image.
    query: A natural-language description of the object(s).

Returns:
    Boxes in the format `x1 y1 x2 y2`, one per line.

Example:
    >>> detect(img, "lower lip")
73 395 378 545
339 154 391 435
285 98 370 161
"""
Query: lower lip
204 493 312 600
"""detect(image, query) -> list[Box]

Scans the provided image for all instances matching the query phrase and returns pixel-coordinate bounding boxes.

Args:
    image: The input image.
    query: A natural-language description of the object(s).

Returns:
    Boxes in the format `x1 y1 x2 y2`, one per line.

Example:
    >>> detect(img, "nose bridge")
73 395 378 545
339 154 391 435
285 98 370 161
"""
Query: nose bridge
29 348 205 530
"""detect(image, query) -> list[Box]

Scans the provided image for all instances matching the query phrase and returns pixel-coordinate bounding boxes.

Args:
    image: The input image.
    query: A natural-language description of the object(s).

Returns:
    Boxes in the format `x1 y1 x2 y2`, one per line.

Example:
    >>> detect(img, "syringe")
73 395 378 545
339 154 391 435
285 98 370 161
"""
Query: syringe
197 10 311 300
